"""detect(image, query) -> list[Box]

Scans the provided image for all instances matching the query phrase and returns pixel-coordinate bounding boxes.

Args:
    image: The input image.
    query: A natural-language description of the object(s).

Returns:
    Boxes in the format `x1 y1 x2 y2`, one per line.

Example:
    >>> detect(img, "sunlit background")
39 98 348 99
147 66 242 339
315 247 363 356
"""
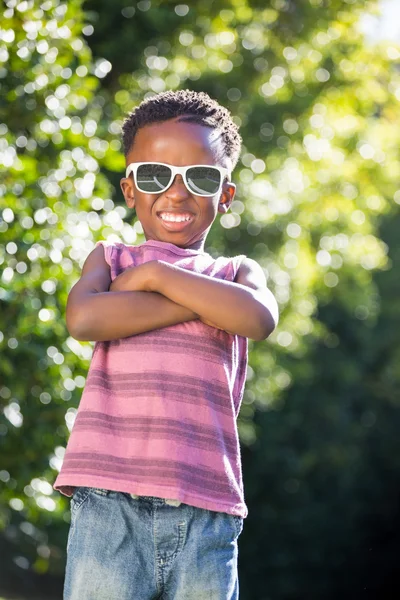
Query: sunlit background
1 0 400 598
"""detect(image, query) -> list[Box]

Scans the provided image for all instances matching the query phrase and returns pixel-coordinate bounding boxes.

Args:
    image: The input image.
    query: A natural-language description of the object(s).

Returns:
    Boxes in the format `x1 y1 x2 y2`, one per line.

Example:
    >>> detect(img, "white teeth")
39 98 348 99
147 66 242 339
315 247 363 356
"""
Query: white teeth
159 213 192 222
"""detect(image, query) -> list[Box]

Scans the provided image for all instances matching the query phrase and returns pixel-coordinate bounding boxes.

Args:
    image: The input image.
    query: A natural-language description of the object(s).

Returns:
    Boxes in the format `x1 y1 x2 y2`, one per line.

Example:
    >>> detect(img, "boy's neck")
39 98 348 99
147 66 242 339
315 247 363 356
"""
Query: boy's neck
144 236 206 253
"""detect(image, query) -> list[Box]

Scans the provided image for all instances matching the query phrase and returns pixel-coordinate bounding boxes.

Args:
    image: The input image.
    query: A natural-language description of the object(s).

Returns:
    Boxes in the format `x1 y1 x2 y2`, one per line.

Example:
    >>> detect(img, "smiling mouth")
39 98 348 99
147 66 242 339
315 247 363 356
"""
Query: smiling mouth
157 211 194 222
156 211 195 231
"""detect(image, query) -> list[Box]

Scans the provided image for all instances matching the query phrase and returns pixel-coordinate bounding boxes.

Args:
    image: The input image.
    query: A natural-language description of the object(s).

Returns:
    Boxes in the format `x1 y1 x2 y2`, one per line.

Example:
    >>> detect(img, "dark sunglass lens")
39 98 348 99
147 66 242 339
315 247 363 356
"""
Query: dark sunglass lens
186 167 221 195
136 164 171 192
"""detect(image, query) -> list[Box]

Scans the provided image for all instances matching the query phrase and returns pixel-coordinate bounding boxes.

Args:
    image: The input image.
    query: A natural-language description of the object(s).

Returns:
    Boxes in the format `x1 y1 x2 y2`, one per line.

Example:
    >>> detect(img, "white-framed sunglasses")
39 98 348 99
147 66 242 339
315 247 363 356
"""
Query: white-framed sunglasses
125 162 231 197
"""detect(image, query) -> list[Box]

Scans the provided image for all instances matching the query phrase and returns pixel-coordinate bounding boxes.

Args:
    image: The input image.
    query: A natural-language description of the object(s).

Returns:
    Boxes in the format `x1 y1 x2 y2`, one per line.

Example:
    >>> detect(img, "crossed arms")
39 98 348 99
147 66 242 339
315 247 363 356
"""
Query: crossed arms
67 249 279 343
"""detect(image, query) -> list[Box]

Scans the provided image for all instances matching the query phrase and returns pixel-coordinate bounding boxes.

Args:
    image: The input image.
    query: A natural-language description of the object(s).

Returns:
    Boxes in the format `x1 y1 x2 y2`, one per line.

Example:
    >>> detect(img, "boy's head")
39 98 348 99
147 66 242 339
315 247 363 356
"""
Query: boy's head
121 89 242 171
120 89 242 251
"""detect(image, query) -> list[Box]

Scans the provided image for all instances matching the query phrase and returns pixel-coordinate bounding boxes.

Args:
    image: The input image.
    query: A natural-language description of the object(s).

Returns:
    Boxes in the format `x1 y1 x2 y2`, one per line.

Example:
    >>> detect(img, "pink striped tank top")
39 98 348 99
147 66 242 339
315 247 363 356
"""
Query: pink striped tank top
53 239 249 517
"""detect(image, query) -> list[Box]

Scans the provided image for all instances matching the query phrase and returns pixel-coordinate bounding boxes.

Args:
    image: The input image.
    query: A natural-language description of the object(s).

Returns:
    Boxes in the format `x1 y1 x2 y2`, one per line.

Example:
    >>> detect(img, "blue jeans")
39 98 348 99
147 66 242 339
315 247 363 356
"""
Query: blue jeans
64 487 243 600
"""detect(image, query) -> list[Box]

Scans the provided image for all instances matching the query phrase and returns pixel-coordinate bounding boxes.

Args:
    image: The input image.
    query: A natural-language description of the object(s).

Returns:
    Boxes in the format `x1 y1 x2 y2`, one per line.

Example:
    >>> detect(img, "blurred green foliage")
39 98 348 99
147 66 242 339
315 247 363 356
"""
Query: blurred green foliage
1 0 400 598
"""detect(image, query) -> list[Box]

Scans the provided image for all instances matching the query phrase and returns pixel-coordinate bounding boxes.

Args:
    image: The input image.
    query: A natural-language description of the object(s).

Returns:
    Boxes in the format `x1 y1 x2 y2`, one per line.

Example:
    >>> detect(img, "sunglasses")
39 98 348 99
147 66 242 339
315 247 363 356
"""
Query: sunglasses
125 162 231 197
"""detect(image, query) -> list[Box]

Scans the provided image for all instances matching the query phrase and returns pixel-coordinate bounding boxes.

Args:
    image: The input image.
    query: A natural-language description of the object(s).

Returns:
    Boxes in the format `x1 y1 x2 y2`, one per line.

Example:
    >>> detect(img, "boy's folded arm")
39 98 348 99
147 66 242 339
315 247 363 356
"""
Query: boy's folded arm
69 291 198 342
66 245 197 342
150 258 279 342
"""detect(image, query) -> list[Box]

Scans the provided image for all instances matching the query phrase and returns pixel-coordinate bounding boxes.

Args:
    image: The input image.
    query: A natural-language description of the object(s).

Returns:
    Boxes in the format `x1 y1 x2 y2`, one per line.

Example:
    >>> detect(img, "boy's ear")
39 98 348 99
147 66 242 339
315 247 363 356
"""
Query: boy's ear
218 181 236 213
120 177 135 209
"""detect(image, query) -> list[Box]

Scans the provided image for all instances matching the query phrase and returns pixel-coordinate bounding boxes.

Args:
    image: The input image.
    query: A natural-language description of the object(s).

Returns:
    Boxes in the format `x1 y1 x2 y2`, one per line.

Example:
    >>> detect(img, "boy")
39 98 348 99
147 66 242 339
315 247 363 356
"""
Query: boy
54 89 278 600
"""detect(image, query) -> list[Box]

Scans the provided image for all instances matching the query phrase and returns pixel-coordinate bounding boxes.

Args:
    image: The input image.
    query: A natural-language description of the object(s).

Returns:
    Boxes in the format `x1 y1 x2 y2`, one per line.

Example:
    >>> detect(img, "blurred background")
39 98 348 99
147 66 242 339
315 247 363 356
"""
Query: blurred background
1 0 400 598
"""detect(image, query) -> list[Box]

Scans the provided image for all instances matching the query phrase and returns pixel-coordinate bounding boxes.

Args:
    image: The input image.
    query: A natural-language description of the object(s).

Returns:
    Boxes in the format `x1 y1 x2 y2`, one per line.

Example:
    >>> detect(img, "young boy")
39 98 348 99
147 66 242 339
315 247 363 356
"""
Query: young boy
54 89 278 600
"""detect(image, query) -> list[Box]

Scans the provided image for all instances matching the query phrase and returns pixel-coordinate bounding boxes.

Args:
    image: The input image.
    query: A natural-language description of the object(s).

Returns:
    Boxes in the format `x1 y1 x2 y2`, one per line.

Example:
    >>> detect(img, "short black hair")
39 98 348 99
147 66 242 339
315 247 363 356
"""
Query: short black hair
121 89 242 170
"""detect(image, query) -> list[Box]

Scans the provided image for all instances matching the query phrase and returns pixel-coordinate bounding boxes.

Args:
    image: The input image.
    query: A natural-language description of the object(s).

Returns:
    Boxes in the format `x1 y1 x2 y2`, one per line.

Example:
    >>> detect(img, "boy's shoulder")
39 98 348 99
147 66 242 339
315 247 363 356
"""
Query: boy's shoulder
233 255 267 288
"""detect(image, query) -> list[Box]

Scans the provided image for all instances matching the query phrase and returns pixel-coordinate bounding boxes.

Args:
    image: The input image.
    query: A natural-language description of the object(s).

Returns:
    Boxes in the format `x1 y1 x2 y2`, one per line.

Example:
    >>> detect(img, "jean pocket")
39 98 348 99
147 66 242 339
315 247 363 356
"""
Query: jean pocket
230 514 244 538
70 487 91 517
68 487 91 552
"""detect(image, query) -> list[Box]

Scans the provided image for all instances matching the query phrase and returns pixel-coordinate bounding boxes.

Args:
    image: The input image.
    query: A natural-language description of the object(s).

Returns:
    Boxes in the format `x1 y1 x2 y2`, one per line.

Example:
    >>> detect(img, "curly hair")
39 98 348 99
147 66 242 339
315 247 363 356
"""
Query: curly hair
121 89 242 170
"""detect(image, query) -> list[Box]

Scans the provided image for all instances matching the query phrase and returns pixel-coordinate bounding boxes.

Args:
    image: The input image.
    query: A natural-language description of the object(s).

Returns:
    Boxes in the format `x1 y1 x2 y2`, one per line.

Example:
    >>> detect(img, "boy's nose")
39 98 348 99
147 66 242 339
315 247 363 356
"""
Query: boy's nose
165 175 190 197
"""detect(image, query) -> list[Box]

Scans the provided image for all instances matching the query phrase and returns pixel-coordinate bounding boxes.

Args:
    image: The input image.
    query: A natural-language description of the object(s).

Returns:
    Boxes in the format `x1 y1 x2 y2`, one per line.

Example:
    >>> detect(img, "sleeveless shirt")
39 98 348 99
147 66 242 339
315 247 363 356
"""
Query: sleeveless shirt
53 239 249 517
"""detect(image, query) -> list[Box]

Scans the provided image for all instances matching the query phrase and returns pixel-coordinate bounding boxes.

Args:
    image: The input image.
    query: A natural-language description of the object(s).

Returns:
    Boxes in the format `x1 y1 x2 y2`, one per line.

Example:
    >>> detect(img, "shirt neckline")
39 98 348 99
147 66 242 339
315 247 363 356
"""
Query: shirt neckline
142 239 209 256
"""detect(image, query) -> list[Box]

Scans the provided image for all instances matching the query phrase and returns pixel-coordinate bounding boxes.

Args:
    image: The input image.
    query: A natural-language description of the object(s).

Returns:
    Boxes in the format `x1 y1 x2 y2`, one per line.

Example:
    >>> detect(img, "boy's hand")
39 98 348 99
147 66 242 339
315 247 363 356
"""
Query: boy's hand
109 261 160 293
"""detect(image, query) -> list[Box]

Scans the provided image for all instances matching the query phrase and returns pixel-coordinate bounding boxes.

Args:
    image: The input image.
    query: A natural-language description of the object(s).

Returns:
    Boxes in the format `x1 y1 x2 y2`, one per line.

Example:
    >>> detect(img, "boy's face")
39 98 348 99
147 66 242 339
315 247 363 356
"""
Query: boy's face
120 117 236 250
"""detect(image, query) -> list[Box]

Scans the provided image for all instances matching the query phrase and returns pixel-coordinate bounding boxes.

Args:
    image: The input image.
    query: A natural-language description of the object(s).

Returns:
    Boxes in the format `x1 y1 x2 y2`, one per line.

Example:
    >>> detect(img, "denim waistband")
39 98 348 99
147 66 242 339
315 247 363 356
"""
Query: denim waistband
130 493 181 507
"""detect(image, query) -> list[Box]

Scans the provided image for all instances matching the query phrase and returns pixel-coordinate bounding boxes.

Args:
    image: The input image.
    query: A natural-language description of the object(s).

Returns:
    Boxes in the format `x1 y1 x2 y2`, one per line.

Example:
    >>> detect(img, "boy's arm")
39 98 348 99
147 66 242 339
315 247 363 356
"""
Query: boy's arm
73 291 198 342
156 258 278 341
117 258 279 341
67 245 198 342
